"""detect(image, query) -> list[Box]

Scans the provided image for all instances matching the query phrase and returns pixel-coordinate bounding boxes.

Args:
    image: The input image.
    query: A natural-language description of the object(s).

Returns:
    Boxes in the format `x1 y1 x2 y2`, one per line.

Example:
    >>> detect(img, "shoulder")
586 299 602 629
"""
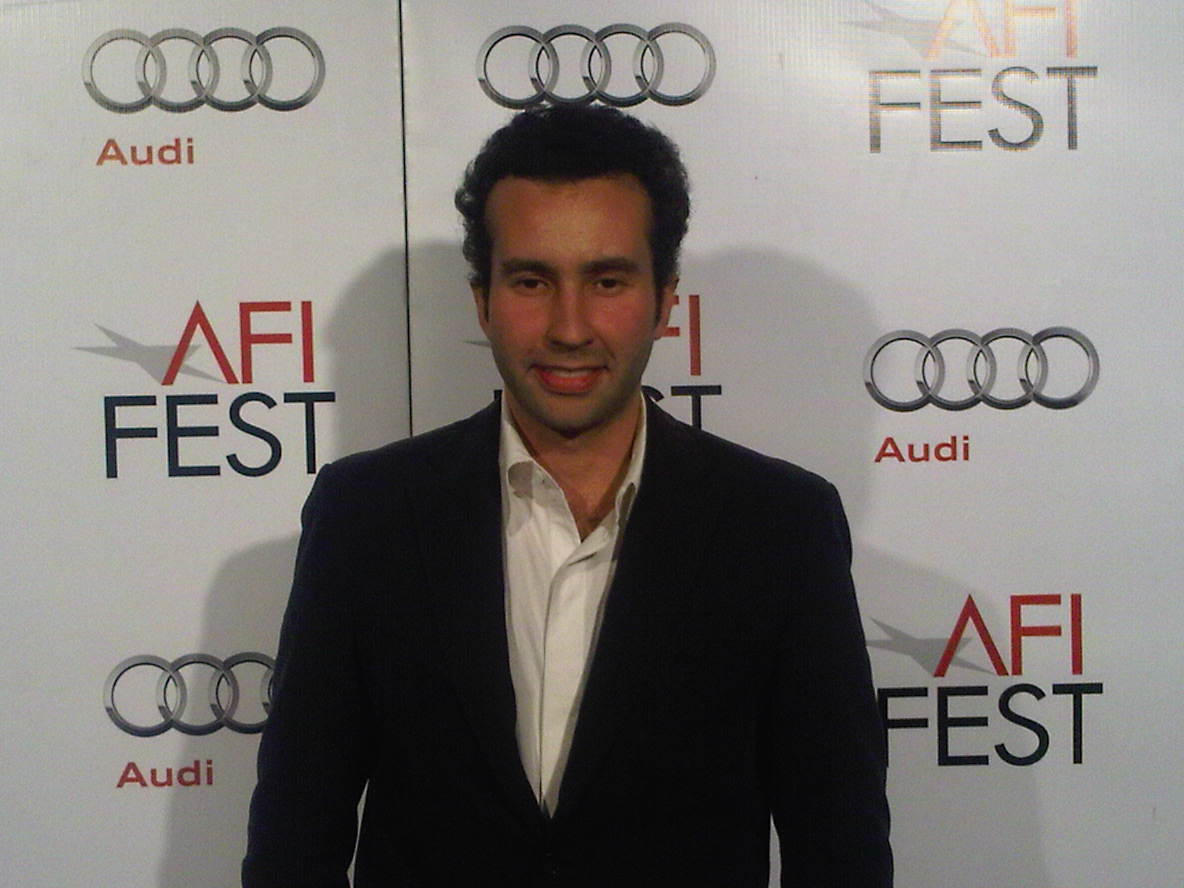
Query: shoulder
303 403 498 523
319 403 495 485
641 406 855 610
649 402 840 514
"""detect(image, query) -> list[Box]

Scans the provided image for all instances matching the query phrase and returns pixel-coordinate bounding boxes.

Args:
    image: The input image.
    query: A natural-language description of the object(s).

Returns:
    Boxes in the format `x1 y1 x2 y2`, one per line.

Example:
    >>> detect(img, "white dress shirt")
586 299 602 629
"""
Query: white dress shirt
499 399 646 813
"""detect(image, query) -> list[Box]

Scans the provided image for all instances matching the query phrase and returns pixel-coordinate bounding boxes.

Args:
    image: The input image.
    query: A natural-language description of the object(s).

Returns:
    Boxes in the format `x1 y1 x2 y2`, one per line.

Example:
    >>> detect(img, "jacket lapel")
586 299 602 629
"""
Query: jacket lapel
410 402 541 826
552 401 719 822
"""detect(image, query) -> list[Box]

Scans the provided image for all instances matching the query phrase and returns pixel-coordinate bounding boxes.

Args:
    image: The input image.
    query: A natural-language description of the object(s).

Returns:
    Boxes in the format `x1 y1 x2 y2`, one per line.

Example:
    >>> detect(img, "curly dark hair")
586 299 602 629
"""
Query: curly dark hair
455 105 690 291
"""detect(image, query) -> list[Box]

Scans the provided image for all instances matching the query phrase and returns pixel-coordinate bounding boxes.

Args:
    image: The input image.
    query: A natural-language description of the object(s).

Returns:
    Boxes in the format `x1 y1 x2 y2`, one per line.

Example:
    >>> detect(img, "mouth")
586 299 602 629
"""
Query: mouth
533 364 603 395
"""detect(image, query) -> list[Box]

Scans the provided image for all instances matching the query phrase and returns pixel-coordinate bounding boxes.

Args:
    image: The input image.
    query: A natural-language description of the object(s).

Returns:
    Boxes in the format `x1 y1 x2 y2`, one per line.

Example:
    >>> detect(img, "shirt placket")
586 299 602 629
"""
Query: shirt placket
537 476 607 812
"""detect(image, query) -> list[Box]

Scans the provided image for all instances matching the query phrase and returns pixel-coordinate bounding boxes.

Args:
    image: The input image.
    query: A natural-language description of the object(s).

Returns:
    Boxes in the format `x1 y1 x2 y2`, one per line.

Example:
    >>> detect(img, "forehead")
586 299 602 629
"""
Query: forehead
484 174 653 256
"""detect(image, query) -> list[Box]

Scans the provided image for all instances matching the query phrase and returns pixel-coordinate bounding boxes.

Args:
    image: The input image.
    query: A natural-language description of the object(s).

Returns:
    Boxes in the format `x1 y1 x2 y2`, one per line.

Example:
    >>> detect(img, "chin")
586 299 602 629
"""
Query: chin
538 410 600 438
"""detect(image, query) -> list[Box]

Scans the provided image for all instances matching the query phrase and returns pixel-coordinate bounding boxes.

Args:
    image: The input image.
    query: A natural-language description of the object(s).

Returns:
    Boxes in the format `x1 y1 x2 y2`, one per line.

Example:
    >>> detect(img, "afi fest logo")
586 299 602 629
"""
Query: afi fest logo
80 301 335 478
649 293 725 430
871 594 1103 766
858 0 1097 151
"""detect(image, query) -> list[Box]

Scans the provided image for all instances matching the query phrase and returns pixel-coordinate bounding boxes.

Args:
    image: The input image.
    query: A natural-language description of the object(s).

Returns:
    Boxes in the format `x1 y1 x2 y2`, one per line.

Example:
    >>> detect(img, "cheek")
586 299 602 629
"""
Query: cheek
599 306 663 349
487 301 543 345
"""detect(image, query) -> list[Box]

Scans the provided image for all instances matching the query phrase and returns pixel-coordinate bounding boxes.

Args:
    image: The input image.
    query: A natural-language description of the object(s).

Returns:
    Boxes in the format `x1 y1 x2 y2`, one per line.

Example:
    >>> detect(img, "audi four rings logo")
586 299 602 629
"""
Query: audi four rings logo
104 653 275 736
864 327 1100 411
478 23 715 108
83 28 324 112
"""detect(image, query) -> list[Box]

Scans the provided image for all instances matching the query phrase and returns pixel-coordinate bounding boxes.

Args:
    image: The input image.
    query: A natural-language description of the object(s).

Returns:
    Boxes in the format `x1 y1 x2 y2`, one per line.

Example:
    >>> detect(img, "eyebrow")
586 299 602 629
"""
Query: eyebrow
497 257 644 278
498 259 552 278
583 257 643 276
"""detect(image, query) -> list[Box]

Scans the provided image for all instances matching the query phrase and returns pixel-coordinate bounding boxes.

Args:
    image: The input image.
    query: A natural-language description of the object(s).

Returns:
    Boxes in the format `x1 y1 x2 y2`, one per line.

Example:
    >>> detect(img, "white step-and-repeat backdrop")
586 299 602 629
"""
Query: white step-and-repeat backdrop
2 1 1180 886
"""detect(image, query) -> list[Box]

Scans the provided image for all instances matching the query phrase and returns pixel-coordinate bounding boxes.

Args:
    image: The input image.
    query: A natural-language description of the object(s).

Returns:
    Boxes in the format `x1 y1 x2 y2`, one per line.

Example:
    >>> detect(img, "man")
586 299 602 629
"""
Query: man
244 106 891 887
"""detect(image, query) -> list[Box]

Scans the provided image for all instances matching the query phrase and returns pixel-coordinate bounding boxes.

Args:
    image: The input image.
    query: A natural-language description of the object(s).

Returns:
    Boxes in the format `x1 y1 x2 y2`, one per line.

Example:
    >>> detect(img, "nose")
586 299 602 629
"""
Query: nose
545 285 593 349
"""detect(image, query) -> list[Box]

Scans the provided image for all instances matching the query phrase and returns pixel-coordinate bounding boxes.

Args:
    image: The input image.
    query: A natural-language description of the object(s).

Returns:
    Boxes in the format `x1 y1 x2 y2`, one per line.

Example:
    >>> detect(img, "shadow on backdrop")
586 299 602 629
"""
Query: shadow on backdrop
159 247 407 888
680 249 1050 887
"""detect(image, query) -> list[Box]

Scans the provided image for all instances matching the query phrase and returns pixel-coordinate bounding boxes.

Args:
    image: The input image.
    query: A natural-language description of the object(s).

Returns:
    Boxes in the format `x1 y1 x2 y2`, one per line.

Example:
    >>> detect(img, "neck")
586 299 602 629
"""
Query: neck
507 395 642 538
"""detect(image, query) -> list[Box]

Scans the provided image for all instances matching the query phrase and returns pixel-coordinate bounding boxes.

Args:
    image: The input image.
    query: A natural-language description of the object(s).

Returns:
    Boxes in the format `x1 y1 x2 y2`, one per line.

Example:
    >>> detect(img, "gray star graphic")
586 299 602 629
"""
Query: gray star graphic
847 0 980 59
75 325 221 384
866 617 995 675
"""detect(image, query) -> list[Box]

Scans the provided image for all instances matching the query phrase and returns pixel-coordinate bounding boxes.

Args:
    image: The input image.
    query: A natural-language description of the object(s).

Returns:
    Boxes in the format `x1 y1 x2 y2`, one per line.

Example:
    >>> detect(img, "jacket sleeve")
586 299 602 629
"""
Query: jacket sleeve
770 482 893 887
243 462 375 888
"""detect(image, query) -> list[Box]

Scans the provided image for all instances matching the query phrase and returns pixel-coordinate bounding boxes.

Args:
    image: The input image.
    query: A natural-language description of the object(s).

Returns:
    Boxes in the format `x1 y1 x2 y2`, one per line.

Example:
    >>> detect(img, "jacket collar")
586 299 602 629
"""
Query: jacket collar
410 401 541 826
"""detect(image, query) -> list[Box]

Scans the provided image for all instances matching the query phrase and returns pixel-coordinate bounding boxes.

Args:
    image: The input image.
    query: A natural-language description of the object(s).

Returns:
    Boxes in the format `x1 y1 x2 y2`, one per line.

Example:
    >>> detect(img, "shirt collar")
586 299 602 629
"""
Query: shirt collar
498 395 647 530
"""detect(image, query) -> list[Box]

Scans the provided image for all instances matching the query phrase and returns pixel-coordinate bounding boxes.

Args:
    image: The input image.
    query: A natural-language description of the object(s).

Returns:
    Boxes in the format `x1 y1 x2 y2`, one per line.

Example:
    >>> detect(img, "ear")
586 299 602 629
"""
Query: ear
653 276 678 339
472 282 491 332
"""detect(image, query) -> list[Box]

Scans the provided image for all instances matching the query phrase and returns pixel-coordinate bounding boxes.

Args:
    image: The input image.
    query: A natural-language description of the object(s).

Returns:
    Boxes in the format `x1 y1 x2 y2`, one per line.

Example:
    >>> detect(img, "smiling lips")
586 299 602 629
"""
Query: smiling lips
533 364 603 394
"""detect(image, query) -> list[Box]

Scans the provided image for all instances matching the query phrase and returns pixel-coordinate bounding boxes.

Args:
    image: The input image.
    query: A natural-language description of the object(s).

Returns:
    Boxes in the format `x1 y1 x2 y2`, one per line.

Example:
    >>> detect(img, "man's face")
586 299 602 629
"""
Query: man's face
474 173 676 444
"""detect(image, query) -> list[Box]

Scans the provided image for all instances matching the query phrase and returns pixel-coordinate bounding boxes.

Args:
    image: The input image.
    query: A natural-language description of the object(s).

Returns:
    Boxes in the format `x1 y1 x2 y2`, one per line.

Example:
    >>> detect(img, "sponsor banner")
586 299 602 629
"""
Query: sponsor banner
403 2 1183 886
1 2 405 887
0 0 1179 886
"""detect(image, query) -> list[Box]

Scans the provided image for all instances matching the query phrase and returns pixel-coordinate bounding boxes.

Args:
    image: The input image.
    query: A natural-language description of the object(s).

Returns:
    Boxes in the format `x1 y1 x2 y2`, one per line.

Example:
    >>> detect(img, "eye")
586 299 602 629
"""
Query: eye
511 275 546 292
594 277 625 292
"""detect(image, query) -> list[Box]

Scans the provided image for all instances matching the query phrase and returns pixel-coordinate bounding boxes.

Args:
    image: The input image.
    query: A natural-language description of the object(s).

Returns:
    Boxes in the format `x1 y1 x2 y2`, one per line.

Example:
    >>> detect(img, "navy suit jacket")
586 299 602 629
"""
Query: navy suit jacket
243 400 891 887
